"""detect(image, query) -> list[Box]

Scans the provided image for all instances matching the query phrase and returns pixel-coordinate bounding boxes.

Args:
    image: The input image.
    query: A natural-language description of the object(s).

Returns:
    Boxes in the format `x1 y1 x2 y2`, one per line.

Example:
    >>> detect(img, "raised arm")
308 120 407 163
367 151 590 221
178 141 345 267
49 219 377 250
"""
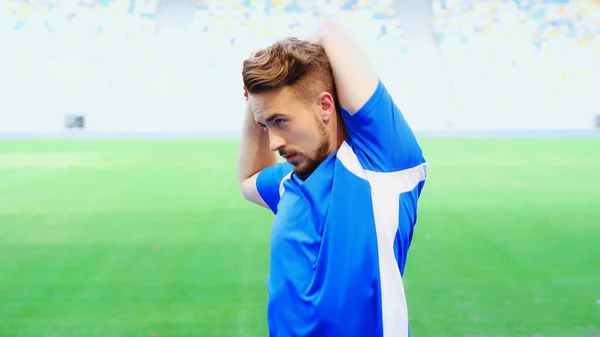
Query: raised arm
310 20 425 173
310 20 379 114
237 88 293 213
237 100 276 209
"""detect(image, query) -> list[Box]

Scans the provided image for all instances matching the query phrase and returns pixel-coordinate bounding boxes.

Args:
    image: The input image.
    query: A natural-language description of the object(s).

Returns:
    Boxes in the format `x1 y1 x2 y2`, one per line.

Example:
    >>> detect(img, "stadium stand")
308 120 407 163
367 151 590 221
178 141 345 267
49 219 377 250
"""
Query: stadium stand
1 0 598 132
431 0 599 129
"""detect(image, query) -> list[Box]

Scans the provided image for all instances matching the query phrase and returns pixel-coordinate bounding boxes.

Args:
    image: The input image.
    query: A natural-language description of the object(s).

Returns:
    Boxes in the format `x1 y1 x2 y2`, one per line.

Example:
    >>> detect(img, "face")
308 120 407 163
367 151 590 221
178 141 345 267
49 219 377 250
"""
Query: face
249 87 335 178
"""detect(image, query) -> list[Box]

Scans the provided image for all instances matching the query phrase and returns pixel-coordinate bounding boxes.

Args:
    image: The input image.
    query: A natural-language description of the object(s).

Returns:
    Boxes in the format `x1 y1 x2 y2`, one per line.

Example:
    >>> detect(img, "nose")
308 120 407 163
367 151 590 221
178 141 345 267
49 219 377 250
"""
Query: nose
269 133 286 152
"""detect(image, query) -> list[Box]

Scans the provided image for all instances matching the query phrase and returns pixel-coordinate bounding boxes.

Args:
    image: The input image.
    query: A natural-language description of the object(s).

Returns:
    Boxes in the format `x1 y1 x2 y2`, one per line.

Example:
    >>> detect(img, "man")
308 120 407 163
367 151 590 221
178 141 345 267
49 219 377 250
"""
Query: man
237 20 427 337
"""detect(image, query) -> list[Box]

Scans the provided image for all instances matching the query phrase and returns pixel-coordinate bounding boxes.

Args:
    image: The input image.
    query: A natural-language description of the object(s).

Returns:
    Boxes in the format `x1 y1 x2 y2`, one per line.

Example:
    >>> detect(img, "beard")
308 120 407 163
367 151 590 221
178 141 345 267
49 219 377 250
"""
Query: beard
292 119 332 179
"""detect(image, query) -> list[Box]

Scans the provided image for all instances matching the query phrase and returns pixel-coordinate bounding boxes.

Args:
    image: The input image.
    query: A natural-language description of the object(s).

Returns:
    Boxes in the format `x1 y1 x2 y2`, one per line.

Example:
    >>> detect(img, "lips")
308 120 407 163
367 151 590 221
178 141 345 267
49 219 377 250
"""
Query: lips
282 154 297 163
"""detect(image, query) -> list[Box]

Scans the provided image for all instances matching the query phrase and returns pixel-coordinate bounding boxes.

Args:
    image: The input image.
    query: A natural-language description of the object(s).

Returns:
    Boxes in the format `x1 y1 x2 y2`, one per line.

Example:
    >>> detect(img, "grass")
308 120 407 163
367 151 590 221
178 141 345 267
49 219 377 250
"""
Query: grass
0 138 598 337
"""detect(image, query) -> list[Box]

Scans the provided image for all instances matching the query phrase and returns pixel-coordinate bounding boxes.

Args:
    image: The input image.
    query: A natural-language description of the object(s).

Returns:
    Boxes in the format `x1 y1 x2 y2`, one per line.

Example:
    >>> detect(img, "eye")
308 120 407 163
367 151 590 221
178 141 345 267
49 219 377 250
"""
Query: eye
274 119 286 126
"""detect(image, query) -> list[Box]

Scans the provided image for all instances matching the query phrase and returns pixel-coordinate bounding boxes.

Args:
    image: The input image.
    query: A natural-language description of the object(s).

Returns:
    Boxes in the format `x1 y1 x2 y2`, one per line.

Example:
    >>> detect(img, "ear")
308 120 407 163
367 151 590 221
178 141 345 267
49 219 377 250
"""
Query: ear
316 92 335 124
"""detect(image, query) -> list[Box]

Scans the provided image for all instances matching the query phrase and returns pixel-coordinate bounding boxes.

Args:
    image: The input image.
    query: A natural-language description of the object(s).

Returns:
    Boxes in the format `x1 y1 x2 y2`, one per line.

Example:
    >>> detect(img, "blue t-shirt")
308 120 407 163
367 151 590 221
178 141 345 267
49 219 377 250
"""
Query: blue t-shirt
256 79 427 337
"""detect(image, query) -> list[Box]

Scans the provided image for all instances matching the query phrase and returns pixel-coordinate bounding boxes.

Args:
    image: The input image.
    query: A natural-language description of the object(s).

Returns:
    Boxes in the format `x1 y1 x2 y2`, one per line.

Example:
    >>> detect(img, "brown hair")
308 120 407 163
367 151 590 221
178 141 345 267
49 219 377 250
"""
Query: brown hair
242 37 336 105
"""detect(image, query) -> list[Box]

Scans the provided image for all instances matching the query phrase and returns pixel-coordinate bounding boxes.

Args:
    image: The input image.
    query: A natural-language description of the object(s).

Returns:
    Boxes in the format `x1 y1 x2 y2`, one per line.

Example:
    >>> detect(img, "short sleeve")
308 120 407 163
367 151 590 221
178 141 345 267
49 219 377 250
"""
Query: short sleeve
341 79 425 172
256 162 294 214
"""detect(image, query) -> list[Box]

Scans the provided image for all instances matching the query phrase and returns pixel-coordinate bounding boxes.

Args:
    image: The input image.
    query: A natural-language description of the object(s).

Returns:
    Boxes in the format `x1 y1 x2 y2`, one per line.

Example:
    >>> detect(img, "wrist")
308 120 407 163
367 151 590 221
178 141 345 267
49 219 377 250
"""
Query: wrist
309 20 342 45
308 28 324 46
307 21 331 46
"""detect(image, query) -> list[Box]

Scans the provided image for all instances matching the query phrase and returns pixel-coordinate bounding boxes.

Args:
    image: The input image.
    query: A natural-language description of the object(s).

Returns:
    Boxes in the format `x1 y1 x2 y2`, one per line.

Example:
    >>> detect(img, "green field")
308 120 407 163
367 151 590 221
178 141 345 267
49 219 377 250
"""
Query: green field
1 138 599 337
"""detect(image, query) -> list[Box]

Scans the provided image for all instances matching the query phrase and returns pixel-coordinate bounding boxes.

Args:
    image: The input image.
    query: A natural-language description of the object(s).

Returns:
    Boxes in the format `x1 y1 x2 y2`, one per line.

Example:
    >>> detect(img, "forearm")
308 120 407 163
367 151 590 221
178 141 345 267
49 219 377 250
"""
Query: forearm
310 20 379 114
237 103 277 184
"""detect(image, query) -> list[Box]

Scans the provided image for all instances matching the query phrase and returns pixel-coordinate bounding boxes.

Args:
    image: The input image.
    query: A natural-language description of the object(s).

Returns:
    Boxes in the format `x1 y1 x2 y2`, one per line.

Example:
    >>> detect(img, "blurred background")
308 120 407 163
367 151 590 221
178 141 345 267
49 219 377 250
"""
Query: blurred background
1 0 599 135
1 1 599 336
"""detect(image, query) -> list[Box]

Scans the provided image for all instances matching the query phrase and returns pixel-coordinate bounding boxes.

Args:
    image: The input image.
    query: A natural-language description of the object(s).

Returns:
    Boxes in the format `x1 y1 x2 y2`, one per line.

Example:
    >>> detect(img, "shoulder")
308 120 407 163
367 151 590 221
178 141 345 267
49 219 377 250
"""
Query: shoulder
335 140 368 180
336 139 427 190
277 171 293 197
256 162 294 214
340 78 390 118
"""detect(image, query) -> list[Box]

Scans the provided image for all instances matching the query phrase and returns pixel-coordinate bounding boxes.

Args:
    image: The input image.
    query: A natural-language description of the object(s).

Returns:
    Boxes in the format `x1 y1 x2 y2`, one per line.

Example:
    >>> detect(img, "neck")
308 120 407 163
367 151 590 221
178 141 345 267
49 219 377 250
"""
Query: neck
333 112 349 149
